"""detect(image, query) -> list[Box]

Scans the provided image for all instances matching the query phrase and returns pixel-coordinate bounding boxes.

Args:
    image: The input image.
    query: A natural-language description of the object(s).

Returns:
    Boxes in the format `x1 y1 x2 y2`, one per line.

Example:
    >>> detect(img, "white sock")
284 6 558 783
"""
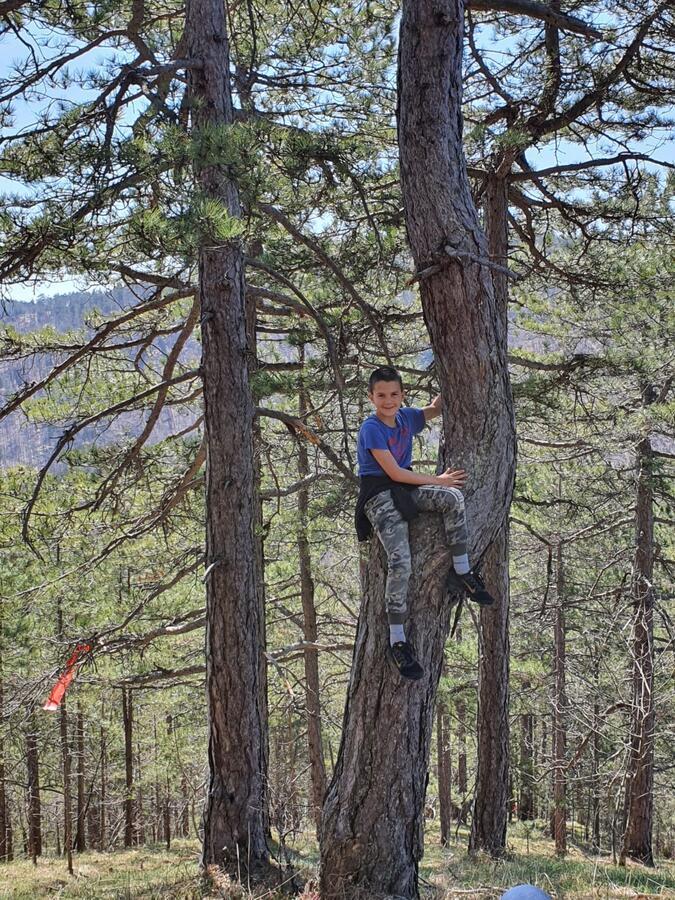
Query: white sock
389 623 406 646
453 553 470 575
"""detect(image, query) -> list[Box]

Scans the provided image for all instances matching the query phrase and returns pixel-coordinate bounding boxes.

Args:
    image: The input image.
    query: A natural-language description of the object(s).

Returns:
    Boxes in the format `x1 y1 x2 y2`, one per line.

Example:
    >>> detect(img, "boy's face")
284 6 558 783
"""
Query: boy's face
368 379 404 418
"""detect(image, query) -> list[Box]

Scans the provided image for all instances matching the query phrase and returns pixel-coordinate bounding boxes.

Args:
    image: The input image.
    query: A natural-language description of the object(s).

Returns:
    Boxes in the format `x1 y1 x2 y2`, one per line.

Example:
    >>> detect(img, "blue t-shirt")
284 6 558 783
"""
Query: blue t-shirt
357 407 426 476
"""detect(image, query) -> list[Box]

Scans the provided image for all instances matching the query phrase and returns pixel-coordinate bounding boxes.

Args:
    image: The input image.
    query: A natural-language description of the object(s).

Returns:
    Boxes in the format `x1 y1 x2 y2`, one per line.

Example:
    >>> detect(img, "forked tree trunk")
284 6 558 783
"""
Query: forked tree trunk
320 3 515 896
185 0 269 875
320 515 456 899
620 433 655 866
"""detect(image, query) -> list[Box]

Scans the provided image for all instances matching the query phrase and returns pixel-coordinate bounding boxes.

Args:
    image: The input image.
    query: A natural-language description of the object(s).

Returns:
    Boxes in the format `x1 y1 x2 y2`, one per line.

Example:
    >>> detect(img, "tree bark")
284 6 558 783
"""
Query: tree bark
59 701 73 874
164 774 171 851
25 717 42 860
75 701 86 853
122 687 134 848
592 653 601 852
320 515 455 899
519 710 535 821
181 774 190 837
455 633 468 804
185 0 269 875
620 434 655 866
0 733 6 862
0 613 8 862
320 2 515 895
297 347 327 838
469 172 512 856
136 737 145 846
552 542 567 856
470 527 510 855
437 684 452 846
100 710 106 851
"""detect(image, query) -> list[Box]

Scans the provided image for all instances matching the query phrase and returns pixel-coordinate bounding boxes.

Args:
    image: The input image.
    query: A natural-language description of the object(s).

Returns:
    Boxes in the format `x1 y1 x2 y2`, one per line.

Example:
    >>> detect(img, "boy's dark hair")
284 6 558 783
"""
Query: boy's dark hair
368 366 403 392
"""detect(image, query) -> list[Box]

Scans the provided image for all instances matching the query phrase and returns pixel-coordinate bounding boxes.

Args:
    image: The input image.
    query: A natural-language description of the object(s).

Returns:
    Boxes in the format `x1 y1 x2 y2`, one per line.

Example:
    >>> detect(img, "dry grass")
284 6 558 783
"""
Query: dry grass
419 821 675 899
0 826 673 899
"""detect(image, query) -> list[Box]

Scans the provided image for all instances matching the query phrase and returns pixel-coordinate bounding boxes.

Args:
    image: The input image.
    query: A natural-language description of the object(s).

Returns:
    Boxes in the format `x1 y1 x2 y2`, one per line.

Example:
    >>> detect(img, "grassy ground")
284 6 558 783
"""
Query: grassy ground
0 825 673 899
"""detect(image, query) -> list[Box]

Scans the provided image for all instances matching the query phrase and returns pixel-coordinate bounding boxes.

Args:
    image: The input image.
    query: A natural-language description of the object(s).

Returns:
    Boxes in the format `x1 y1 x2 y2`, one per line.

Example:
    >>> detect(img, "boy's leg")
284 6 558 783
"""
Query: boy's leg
364 491 412 627
413 485 495 607
364 491 424 680
413 485 468 566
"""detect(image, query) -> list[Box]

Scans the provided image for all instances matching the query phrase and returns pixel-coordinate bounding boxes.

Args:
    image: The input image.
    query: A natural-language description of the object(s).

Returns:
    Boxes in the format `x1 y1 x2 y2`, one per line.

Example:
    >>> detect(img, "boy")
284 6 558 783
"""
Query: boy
355 365 495 680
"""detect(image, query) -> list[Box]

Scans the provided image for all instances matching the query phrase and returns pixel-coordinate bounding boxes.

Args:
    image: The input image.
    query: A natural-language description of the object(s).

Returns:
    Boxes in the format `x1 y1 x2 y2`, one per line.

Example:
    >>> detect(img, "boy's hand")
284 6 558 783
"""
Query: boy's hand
436 468 467 488
423 394 443 422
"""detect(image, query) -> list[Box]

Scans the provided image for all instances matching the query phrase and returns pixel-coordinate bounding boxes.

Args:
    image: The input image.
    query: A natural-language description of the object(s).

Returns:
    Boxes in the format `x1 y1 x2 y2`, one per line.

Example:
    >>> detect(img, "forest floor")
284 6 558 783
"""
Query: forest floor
0 824 673 899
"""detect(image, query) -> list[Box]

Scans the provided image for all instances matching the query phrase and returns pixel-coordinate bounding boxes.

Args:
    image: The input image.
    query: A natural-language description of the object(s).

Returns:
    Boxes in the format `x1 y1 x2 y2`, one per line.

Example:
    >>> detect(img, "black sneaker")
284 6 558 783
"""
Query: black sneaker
446 568 496 607
389 641 424 681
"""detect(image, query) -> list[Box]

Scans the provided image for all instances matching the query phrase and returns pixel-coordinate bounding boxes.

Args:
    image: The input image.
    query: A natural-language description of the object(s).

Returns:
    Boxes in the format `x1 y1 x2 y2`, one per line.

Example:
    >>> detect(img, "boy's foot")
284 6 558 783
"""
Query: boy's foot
389 641 424 680
446 568 496 607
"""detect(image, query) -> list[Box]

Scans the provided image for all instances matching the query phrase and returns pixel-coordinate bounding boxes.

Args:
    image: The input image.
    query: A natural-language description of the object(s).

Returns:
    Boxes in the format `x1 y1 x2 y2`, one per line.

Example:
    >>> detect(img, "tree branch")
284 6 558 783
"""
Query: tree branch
467 0 602 38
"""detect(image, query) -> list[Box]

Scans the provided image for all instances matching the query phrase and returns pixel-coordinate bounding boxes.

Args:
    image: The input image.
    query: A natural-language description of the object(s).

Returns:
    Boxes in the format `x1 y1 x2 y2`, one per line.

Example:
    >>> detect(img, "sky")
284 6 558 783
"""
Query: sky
1 13 673 304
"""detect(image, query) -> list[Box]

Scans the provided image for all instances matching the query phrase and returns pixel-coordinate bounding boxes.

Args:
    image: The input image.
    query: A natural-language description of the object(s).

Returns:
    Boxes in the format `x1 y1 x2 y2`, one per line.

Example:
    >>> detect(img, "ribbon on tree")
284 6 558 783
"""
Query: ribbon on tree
43 643 91 711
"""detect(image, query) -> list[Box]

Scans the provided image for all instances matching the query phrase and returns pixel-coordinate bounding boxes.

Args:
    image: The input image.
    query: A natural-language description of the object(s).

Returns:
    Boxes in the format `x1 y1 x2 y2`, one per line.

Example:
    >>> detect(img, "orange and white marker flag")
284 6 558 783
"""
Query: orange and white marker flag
43 644 91 711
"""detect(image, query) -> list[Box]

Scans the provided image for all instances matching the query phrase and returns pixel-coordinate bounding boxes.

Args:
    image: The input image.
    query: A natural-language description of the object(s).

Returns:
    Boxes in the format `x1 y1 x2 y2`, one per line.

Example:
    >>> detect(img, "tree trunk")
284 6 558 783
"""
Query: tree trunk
519 710 535 821
25 718 42 860
469 172 512 856
592 654 601 853
320 514 456 899
100 712 106 851
122 688 134 848
181 774 190 837
620 434 655 866
75 701 86 853
437 686 452 846
0 734 6 862
164 775 171 851
469 528 510 855
552 542 567 856
297 347 327 837
136 738 145 845
185 0 269 875
153 716 161 844
59 700 73 874
0 614 8 862
455 645 468 804
321 4 515 894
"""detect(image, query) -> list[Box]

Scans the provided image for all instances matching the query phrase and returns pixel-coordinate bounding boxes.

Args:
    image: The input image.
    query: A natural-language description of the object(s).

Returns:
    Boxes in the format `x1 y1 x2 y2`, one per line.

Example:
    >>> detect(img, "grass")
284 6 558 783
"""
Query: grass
0 826 673 899
419 821 675 898
0 842 204 900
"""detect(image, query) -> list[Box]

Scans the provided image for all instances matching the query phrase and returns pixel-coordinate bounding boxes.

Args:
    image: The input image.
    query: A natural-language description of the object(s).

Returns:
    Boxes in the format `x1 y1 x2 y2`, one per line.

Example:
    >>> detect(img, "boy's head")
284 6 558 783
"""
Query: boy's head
368 366 404 417
368 365 403 394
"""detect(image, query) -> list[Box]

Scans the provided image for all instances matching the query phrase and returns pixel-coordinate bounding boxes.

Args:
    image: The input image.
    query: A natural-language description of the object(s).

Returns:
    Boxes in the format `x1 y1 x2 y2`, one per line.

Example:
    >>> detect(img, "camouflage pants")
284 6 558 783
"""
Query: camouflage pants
364 486 468 624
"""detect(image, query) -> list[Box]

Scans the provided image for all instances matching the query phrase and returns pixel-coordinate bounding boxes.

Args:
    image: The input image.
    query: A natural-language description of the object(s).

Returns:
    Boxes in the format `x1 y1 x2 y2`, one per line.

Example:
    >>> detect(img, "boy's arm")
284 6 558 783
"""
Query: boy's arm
422 394 443 422
370 448 466 488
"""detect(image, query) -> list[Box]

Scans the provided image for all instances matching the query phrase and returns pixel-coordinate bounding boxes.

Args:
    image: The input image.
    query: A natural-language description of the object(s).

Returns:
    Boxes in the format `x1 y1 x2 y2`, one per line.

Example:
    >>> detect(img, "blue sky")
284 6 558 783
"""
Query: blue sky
1 16 672 304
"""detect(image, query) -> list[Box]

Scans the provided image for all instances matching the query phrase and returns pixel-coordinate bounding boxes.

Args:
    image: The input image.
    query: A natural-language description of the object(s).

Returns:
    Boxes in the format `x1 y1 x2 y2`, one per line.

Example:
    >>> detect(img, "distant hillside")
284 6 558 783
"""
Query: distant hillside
0 288 197 469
